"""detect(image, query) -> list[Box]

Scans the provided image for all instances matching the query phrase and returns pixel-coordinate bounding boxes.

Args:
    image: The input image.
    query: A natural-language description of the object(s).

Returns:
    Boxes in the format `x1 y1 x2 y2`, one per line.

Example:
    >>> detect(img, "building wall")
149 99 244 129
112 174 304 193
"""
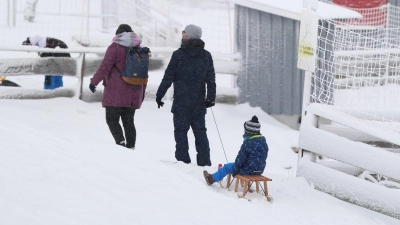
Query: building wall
235 5 304 115
389 0 400 6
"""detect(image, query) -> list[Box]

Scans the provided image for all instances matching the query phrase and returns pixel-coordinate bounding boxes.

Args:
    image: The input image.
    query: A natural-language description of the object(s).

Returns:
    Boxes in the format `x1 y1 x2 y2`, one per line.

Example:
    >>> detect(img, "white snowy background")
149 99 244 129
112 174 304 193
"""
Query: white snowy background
1 0 399 224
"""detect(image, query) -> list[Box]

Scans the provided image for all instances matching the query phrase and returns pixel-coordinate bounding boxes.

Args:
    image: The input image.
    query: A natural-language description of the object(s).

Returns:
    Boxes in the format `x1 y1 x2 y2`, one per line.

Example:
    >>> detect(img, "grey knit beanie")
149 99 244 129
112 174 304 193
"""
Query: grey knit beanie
184 24 202 39
244 116 261 135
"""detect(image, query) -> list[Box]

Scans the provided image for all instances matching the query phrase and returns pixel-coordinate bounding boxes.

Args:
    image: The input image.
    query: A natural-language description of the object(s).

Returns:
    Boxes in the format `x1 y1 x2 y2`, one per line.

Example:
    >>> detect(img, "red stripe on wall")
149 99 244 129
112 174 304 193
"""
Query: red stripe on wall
333 0 387 8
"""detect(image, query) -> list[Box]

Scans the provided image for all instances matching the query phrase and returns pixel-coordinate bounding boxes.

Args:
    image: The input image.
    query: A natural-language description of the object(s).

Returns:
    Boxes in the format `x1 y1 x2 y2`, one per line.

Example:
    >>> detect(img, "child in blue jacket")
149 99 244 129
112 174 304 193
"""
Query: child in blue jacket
203 115 269 186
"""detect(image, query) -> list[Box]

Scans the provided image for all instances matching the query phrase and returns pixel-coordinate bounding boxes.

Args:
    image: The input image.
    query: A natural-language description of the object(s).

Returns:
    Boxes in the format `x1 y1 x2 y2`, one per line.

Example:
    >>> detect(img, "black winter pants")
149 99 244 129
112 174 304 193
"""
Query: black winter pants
173 110 211 166
105 107 136 148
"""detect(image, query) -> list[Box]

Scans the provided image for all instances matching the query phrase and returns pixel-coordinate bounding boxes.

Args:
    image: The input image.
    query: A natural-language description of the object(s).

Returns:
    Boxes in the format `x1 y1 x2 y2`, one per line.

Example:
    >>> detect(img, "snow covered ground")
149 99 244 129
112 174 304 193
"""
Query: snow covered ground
1 97 399 225
1 0 400 224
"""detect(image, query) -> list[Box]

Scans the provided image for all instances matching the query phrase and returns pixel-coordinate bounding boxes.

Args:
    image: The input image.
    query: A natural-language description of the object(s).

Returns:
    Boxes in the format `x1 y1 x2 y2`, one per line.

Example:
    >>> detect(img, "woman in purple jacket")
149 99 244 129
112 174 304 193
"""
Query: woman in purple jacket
89 24 146 150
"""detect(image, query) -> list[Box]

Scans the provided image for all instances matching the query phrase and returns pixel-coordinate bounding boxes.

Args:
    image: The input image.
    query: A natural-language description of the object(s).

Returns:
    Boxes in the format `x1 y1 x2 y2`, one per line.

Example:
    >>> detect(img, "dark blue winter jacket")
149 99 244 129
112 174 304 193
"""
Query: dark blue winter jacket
156 39 216 113
232 135 269 177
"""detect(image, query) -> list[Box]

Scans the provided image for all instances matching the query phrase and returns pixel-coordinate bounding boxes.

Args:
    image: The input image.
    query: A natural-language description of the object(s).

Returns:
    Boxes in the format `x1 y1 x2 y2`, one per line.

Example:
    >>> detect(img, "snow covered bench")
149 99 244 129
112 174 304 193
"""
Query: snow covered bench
224 174 273 201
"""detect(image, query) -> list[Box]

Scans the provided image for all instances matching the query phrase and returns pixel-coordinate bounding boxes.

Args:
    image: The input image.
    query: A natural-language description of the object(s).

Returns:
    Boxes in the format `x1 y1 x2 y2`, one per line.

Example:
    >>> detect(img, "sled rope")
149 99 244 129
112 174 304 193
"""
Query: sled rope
211 107 228 163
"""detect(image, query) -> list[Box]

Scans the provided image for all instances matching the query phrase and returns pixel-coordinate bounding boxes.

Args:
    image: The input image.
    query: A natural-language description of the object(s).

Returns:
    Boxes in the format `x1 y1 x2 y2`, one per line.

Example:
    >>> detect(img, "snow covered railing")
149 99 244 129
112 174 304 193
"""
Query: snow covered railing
300 104 400 179
0 45 240 76
297 159 400 219
297 103 400 219
0 45 241 61
0 45 172 54
0 45 240 100
305 104 400 146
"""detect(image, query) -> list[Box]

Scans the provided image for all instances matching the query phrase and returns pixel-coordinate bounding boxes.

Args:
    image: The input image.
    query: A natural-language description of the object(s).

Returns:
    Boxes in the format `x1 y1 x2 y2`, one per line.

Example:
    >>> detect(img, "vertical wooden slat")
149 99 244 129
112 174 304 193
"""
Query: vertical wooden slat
264 181 268 196
241 181 248 198
227 174 232 190
234 177 240 193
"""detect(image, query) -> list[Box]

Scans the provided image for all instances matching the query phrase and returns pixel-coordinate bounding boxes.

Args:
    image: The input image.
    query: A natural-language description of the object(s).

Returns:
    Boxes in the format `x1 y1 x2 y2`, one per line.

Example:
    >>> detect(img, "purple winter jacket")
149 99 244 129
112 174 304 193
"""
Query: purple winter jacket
91 42 146 108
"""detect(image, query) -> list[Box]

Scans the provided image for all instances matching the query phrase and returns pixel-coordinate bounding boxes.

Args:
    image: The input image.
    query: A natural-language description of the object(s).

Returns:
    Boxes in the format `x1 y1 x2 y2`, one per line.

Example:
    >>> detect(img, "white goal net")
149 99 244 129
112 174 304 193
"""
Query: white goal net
309 9 400 134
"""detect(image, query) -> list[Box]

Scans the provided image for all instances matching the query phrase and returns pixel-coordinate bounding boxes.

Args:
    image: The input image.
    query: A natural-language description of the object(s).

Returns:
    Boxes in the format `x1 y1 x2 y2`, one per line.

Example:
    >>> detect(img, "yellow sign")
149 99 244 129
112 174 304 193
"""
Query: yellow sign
299 40 315 57
297 8 319 72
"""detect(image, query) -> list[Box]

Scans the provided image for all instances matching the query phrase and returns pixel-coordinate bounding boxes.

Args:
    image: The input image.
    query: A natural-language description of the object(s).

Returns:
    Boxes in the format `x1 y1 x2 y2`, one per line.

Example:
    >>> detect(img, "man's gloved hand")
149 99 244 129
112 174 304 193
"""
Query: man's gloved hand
204 99 215 108
89 83 96 93
156 98 164 108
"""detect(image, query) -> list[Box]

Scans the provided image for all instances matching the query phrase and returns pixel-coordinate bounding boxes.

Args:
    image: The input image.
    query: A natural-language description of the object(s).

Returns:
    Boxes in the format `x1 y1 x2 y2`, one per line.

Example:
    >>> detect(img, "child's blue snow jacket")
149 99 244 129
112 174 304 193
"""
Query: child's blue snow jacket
231 135 268 177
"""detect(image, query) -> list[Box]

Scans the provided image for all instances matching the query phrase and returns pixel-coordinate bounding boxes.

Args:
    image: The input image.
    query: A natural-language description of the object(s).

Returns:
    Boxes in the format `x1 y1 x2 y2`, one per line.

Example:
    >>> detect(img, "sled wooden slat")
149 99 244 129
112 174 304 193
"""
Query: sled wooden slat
231 174 272 201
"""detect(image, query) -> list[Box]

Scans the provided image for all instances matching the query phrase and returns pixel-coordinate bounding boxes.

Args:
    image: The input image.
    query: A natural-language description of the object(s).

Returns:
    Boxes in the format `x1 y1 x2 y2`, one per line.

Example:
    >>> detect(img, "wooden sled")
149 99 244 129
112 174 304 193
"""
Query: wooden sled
221 174 273 202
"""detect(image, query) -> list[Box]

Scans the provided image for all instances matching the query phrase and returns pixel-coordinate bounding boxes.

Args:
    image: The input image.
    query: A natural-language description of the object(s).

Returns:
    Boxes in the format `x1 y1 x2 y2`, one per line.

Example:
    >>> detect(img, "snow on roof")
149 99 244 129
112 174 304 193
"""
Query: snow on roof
228 0 362 21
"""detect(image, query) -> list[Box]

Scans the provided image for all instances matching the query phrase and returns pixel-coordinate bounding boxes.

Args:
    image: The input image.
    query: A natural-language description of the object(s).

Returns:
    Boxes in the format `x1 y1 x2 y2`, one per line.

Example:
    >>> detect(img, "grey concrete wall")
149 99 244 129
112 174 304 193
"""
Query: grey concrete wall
389 0 400 6
235 5 304 116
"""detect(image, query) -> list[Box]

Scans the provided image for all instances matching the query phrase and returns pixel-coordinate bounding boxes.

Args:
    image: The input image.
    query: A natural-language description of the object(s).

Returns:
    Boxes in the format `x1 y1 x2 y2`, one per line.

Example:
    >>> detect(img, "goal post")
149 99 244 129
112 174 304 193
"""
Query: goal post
296 0 400 219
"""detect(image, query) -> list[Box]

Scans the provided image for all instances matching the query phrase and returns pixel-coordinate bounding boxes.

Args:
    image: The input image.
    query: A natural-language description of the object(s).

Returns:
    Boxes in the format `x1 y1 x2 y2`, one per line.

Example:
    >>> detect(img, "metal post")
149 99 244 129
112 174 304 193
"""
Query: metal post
7 0 16 27
298 0 319 161
7 0 9 27
301 71 313 118
86 0 90 41
384 4 391 86
78 53 86 100
12 0 16 27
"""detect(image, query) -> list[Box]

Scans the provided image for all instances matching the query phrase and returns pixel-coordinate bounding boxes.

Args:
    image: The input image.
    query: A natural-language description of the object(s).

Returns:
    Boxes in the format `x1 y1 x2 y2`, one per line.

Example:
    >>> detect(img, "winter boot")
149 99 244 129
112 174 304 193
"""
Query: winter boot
126 146 135 150
126 142 135 150
117 140 126 147
203 170 215 186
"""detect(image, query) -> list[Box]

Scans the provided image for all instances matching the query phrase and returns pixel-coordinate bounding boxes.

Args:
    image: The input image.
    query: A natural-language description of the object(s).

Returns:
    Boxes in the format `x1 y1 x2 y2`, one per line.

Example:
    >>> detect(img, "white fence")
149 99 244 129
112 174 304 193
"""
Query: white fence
0 45 240 101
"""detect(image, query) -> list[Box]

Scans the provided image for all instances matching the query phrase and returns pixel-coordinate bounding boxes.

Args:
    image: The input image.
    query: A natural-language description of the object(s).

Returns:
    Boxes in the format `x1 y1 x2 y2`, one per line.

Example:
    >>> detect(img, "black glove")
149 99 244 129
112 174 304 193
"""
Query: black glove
45 76 51 86
89 83 96 93
204 99 215 108
156 98 164 108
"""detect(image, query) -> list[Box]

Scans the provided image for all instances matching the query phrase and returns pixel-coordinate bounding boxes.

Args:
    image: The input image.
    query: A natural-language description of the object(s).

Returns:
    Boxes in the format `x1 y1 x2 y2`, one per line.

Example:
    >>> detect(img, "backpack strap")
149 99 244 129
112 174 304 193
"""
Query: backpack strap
112 64 122 74
131 48 143 62
112 46 127 74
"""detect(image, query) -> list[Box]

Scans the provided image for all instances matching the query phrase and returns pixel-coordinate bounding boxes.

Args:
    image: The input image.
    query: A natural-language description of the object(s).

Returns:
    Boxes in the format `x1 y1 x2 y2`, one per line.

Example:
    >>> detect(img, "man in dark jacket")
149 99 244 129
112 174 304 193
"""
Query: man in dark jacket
22 35 71 89
156 24 216 166
203 116 269 186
